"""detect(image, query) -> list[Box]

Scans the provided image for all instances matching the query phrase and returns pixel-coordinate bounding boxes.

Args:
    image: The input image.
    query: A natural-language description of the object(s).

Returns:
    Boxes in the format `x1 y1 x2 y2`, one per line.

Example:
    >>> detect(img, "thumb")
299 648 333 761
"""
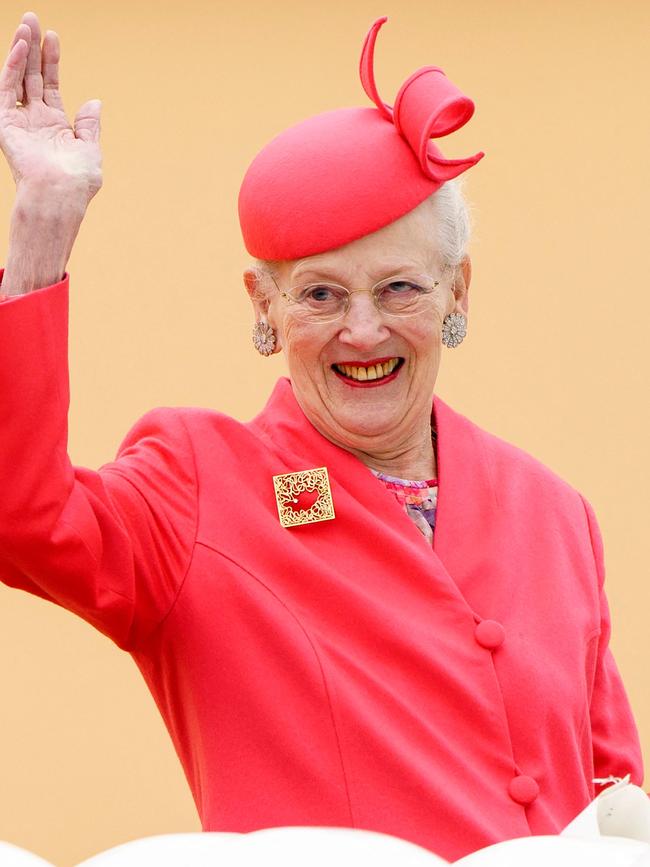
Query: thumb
73 98 102 143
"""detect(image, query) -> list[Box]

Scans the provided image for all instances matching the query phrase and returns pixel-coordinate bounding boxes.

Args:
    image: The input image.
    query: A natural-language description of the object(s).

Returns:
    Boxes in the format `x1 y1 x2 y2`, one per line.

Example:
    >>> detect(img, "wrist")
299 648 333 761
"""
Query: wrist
14 175 90 222
2 191 85 296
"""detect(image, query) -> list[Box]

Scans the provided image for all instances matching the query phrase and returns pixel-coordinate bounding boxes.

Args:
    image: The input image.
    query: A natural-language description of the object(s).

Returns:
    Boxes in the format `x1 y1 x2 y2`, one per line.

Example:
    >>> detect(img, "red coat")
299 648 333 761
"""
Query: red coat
0 273 644 862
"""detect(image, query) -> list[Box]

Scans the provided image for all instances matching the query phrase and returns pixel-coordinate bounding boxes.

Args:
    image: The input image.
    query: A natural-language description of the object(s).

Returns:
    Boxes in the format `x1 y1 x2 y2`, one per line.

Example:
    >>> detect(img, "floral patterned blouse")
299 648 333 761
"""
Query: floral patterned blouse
370 469 438 544
368 429 439 544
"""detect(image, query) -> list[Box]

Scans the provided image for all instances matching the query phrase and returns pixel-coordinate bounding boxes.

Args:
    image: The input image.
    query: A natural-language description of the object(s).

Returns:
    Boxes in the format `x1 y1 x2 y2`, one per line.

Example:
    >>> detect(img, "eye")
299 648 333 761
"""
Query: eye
376 279 435 314
384 281 420 294
379 280 428 299
306 285 337 302
295 284 346 306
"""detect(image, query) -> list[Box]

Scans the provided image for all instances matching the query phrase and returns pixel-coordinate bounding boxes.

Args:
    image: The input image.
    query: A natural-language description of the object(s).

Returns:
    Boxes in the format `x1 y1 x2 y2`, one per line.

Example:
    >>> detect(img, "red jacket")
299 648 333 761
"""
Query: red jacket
0 273 644 862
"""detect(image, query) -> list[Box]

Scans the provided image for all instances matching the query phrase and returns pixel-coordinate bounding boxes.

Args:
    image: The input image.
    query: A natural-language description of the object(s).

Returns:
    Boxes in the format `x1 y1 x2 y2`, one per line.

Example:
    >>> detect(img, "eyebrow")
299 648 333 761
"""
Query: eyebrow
290 262 424 283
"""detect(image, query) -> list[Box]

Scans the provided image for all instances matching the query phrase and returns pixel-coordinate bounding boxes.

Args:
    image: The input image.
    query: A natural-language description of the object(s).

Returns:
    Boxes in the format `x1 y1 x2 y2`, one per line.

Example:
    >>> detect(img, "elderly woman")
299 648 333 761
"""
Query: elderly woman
0 11 644 864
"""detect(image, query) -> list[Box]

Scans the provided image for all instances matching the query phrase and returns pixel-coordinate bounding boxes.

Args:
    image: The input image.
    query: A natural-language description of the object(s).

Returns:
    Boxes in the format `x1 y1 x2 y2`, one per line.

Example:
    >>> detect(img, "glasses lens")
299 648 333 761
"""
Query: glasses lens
375 278 436 316
290 283 348 321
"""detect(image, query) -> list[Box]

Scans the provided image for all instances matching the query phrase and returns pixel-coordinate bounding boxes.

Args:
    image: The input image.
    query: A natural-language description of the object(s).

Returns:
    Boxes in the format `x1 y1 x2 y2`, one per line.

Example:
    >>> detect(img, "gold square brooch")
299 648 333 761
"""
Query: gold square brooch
272 466 335 528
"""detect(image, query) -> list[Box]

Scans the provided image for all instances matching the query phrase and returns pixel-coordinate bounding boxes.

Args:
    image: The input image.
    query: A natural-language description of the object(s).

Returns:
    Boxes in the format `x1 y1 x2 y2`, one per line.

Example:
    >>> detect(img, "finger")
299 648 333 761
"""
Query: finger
74 99 101 143
42 30 64 111
8 23 31 103
0 39 29 110
21 11 43 102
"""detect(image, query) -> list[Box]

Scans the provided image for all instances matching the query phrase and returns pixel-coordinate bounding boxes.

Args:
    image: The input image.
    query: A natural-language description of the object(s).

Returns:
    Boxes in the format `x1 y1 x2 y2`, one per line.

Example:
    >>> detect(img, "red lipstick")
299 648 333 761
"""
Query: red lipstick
334 356 397 368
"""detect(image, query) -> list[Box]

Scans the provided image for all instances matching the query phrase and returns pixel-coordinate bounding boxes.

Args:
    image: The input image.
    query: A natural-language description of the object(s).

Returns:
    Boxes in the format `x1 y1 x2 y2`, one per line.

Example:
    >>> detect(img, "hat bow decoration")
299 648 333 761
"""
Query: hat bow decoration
359 16 484 182
237 16 485 260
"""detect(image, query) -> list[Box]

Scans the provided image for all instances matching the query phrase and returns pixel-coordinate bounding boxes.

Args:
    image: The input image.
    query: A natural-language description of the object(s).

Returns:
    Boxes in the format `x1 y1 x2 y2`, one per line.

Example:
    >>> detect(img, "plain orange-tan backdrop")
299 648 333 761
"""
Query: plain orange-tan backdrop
0 2 648 865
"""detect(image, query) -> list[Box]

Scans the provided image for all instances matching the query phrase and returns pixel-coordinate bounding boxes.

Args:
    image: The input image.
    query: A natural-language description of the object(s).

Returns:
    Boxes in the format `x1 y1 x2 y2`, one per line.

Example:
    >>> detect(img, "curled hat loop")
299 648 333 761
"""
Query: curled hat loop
359 16 484 181
359 16 394 122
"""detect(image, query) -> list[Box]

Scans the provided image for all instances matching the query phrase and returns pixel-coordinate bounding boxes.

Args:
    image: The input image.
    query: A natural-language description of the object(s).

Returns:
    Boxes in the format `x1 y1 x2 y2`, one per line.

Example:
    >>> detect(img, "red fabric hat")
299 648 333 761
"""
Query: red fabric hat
238 16 484 261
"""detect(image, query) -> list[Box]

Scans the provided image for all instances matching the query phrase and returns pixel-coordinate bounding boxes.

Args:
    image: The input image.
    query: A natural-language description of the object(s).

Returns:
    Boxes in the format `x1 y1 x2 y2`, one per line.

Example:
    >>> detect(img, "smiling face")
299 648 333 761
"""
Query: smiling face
245 196 471 471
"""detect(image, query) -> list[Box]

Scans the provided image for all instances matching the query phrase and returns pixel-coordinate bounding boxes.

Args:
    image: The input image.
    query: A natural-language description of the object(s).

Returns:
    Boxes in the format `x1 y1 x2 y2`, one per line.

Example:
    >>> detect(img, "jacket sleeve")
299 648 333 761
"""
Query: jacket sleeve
580 493 645 789
0 271 197 651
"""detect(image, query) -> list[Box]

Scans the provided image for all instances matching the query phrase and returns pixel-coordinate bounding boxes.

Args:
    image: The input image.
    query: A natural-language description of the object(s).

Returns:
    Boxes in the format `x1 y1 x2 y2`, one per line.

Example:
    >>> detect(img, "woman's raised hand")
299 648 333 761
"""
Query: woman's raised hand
0 12 103 294
0 11 102 202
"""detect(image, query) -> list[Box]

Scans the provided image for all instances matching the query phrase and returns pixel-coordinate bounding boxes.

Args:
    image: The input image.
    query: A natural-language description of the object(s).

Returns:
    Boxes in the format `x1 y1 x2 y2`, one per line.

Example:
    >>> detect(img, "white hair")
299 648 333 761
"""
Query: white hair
427 177 473 269
250 177 474 280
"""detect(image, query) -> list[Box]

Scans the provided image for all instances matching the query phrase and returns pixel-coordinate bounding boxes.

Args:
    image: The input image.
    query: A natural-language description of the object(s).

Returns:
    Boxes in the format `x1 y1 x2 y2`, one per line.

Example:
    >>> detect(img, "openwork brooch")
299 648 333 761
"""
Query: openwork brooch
273 467 336 528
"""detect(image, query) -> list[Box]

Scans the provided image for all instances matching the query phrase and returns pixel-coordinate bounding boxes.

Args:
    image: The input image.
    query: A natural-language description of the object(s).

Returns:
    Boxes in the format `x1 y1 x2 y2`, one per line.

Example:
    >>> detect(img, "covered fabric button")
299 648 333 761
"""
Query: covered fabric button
474 619 505 650
508 774 540 805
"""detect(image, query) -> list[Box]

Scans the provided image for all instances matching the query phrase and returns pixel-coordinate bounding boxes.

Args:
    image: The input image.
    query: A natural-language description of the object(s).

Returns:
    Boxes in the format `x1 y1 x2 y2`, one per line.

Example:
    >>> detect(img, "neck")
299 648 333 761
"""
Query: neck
288 382 438 481
356 424 437 481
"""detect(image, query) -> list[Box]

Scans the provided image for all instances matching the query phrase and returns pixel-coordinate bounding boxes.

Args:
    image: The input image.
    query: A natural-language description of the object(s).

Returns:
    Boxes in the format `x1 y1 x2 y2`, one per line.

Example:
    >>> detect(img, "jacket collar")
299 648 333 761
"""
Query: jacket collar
248 377 497 596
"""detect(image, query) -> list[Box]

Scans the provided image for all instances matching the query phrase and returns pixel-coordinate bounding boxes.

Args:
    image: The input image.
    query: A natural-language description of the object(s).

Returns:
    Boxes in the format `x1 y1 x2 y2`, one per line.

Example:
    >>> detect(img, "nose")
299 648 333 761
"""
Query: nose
336 292 391 350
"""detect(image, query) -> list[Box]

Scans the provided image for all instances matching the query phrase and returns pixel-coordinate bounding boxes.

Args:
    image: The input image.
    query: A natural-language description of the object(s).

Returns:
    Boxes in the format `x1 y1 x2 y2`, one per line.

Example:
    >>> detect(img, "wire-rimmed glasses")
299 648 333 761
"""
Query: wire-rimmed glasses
270 273 443 324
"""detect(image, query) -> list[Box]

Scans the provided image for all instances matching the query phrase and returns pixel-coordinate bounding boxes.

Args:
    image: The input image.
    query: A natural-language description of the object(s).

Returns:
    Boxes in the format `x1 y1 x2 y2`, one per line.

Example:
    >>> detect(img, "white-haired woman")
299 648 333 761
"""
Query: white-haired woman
0 11 644 864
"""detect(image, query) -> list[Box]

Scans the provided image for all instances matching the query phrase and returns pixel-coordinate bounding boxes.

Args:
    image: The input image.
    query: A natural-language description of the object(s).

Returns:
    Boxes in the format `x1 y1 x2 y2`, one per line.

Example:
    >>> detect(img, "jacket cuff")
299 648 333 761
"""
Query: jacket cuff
0 268 69 302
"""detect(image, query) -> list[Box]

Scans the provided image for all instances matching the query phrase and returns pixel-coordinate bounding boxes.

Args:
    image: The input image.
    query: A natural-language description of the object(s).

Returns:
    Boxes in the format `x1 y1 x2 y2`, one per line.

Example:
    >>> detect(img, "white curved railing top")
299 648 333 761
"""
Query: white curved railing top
1 779 649 866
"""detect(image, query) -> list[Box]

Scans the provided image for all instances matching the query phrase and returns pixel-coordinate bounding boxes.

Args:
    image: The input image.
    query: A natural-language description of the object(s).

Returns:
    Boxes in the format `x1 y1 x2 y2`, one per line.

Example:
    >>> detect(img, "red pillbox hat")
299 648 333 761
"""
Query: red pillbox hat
238 17 484 261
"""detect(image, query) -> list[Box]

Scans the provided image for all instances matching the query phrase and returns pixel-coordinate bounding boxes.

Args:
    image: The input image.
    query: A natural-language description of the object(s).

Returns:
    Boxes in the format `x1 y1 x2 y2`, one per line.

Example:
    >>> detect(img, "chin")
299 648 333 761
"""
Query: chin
330 410 399 441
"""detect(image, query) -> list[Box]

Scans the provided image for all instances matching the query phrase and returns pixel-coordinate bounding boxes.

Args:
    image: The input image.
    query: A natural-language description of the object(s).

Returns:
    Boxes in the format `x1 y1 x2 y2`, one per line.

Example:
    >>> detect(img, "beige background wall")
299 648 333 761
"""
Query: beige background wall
0 1 648 864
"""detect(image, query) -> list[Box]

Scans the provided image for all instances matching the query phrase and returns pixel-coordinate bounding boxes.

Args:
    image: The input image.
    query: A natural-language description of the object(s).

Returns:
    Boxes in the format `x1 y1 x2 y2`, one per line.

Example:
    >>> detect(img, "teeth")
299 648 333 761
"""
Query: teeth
334 358 400 381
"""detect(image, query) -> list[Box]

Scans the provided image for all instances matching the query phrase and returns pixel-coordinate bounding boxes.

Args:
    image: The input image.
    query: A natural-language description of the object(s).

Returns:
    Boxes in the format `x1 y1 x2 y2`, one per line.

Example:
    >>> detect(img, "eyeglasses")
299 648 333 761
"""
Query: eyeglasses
271 273 443 324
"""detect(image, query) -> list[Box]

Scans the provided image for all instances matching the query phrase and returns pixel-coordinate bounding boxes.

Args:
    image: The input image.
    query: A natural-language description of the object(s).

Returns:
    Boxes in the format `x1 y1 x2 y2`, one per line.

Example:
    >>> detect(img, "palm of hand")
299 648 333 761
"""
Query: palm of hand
0 14 102 200
1 102 96 188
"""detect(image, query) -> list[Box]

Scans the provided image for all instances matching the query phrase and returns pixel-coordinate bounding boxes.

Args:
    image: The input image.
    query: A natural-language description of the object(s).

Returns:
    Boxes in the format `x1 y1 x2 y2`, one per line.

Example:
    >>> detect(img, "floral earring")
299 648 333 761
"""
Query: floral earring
252 319 276 356
441 312 467 348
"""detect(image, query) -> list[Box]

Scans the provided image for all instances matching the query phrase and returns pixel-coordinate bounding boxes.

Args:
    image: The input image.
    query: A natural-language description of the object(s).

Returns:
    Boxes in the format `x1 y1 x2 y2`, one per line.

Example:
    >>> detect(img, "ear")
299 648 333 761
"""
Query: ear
243 267 268 314
454 256 471 317
243 267 283 354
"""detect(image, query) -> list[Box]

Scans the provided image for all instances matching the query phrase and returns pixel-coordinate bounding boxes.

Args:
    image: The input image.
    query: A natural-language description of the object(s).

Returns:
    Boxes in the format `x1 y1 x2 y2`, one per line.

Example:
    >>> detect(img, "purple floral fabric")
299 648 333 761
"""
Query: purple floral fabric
370 469 438 545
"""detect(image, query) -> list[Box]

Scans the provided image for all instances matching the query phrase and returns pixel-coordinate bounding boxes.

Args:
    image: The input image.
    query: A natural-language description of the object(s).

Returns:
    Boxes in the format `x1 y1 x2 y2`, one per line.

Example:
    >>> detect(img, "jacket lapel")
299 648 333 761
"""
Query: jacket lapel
432 392 500 601
249 378 496 615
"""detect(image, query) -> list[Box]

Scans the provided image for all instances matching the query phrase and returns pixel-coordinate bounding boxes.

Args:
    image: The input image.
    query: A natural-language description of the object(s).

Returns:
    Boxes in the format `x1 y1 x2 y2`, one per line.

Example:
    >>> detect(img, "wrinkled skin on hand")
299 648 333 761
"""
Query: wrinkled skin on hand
0 11 102 201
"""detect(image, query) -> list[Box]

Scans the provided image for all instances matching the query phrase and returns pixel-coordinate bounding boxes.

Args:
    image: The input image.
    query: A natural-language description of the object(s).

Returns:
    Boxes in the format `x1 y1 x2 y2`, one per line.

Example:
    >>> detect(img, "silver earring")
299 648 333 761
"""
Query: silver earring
441 312 467 348
252 320 276 356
